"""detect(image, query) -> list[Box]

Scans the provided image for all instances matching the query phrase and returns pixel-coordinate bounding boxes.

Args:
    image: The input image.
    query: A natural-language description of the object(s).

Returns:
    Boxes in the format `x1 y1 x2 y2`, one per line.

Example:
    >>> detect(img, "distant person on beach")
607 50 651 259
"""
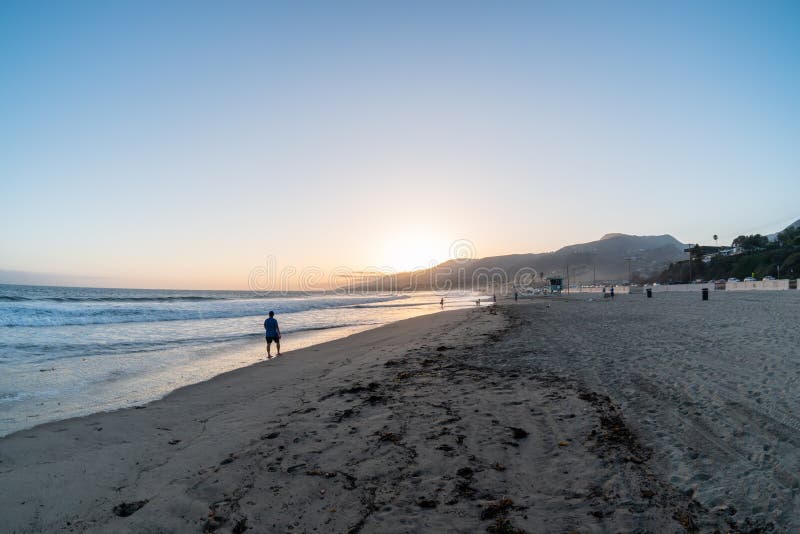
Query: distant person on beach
610 287 615 299
493 293 497 303
514 292 518 302
264 311 281 358
440 297 444 309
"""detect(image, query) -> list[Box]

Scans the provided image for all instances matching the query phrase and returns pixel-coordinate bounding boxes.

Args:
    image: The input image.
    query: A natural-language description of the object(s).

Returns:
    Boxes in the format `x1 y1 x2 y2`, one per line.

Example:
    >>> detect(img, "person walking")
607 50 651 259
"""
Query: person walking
264 310 281 358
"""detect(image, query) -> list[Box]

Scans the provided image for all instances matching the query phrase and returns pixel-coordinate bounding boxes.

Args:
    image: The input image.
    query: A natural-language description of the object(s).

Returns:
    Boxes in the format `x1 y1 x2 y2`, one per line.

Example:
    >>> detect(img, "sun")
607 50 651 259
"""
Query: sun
378 235 449 273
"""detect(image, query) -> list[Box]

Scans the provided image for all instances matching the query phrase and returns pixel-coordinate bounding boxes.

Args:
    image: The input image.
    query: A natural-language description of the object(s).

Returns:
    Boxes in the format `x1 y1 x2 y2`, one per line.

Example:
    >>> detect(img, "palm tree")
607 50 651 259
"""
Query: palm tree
713 234 718 247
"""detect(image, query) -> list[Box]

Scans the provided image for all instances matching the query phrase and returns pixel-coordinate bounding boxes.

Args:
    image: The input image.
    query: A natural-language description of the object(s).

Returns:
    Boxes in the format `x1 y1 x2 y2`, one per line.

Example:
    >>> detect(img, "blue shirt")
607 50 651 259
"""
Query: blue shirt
264 317 279 337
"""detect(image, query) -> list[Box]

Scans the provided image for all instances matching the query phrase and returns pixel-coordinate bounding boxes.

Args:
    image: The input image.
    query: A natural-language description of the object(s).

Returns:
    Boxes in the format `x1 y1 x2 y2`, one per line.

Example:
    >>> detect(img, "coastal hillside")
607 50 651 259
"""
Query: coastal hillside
768 218 800 241
653 220 800 283
355 234 687 290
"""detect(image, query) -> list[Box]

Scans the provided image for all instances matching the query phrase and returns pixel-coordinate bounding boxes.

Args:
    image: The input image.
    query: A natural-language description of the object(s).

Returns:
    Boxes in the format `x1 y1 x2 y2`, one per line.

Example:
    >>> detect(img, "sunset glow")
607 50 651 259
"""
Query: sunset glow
0 2 798 289
377 234 451 273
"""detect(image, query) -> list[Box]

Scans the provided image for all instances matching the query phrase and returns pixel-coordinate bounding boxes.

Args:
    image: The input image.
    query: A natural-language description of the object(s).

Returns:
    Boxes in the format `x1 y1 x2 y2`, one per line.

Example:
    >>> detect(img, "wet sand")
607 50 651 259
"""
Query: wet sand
1 294 797 532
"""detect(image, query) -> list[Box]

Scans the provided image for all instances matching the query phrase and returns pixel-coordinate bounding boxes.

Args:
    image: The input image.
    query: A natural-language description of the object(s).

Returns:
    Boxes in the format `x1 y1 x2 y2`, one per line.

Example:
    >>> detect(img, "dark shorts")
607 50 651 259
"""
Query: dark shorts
266 336 280 343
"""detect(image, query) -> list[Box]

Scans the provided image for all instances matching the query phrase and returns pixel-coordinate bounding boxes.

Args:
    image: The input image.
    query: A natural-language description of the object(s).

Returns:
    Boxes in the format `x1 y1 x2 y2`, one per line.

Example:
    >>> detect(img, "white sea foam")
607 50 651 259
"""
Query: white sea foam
0 293 406 327
0 285 489 436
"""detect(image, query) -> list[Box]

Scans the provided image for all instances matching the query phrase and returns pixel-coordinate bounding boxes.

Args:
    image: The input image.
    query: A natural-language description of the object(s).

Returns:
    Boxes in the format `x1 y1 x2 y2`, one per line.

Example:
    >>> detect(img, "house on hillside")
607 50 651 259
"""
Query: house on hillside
720 246 743 257
700 246 744 263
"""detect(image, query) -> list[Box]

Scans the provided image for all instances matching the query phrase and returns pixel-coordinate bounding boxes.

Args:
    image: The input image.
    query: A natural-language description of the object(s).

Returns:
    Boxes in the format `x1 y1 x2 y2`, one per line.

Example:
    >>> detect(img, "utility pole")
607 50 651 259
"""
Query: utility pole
623 257 633 284
684 245 694 283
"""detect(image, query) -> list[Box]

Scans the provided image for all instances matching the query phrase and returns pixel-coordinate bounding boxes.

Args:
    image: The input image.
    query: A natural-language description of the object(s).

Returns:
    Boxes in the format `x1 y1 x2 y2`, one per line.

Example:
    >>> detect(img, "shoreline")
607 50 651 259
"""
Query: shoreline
1 295 796 531
0 292 489 438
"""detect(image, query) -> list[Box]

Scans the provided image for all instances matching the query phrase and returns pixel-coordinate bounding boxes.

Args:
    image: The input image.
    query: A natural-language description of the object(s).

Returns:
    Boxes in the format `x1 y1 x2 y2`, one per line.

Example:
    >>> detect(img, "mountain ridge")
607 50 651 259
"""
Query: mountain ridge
353 233 687 290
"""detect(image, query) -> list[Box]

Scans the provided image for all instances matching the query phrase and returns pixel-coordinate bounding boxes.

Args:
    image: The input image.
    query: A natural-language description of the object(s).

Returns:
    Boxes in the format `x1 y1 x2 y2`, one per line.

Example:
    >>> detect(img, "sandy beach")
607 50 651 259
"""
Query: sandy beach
1 292 798 532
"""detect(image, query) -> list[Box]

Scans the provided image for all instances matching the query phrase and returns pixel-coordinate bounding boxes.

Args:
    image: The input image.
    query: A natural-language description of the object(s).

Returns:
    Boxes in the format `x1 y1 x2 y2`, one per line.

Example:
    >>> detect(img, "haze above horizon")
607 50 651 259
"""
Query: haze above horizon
1 1 798 289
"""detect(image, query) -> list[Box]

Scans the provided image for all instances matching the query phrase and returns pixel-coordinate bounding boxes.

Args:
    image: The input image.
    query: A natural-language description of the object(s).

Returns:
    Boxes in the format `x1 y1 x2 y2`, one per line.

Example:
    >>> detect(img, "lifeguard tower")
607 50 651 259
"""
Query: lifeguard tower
548 277 563 294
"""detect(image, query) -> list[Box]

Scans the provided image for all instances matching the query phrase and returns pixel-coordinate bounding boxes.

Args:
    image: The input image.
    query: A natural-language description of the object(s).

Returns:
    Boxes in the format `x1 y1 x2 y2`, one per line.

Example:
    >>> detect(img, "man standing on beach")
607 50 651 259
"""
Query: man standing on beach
264 311 281 358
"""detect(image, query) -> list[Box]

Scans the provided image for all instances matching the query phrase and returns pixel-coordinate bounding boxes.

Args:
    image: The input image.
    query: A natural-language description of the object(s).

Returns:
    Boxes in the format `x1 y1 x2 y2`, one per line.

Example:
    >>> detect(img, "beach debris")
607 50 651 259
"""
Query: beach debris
38 368 55 372
558 440 569 447
232 516 248 534
219 455 235 465
168 439 181 445
508 427 529 439
306 469 337 478
378 431 401 443
333 408 357 423
487 517 526 533
456 467 474 478
624 455 644 464
340 382 380 395
590 509 615 518
112 499 148 517
290 406 316 415
480 498 514 520
436 345 453 351
454 479 476 500
384 359 402 367
337 471 357 490
491 462 506 471
260 431 280 440
672 510 698 531
416 497 438 508
286 463 307 473
365 394 386 405
203 511 227 533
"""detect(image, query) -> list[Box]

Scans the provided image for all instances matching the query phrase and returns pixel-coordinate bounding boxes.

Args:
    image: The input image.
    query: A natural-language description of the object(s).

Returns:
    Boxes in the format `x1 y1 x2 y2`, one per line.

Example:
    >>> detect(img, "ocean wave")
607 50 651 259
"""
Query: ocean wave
0 295 228 303
0 294 407 327
1 321 381 363
347 296 483 309
0 391 21 403
348 302 432 309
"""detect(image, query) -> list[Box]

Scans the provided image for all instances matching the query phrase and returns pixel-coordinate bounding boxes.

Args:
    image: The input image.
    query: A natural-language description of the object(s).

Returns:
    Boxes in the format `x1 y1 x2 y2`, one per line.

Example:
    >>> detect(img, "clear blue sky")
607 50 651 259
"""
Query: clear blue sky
1 1 798 288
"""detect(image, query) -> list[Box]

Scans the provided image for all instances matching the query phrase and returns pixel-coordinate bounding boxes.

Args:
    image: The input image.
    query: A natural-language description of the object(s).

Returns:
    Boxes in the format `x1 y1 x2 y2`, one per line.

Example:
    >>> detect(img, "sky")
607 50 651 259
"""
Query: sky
1 0 798 289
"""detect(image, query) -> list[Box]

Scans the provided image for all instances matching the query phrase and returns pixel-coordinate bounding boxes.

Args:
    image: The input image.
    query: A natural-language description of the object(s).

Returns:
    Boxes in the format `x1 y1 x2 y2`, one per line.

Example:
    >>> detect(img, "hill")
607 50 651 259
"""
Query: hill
353 234 687 291
768 218 800 241
653 220 800 283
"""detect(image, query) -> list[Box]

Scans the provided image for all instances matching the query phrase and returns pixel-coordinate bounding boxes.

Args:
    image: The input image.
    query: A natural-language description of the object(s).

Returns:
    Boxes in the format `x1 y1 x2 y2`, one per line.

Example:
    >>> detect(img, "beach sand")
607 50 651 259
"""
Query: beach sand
1 293 797 532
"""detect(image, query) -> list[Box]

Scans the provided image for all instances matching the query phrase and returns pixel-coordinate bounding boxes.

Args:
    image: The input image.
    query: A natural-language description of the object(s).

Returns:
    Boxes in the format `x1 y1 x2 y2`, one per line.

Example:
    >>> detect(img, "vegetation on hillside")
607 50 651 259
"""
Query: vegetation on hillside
651 226 800 283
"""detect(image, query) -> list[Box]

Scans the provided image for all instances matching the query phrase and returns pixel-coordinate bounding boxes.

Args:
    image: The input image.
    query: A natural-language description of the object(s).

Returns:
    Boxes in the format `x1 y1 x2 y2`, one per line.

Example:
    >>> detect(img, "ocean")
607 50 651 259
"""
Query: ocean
0 284 489 436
